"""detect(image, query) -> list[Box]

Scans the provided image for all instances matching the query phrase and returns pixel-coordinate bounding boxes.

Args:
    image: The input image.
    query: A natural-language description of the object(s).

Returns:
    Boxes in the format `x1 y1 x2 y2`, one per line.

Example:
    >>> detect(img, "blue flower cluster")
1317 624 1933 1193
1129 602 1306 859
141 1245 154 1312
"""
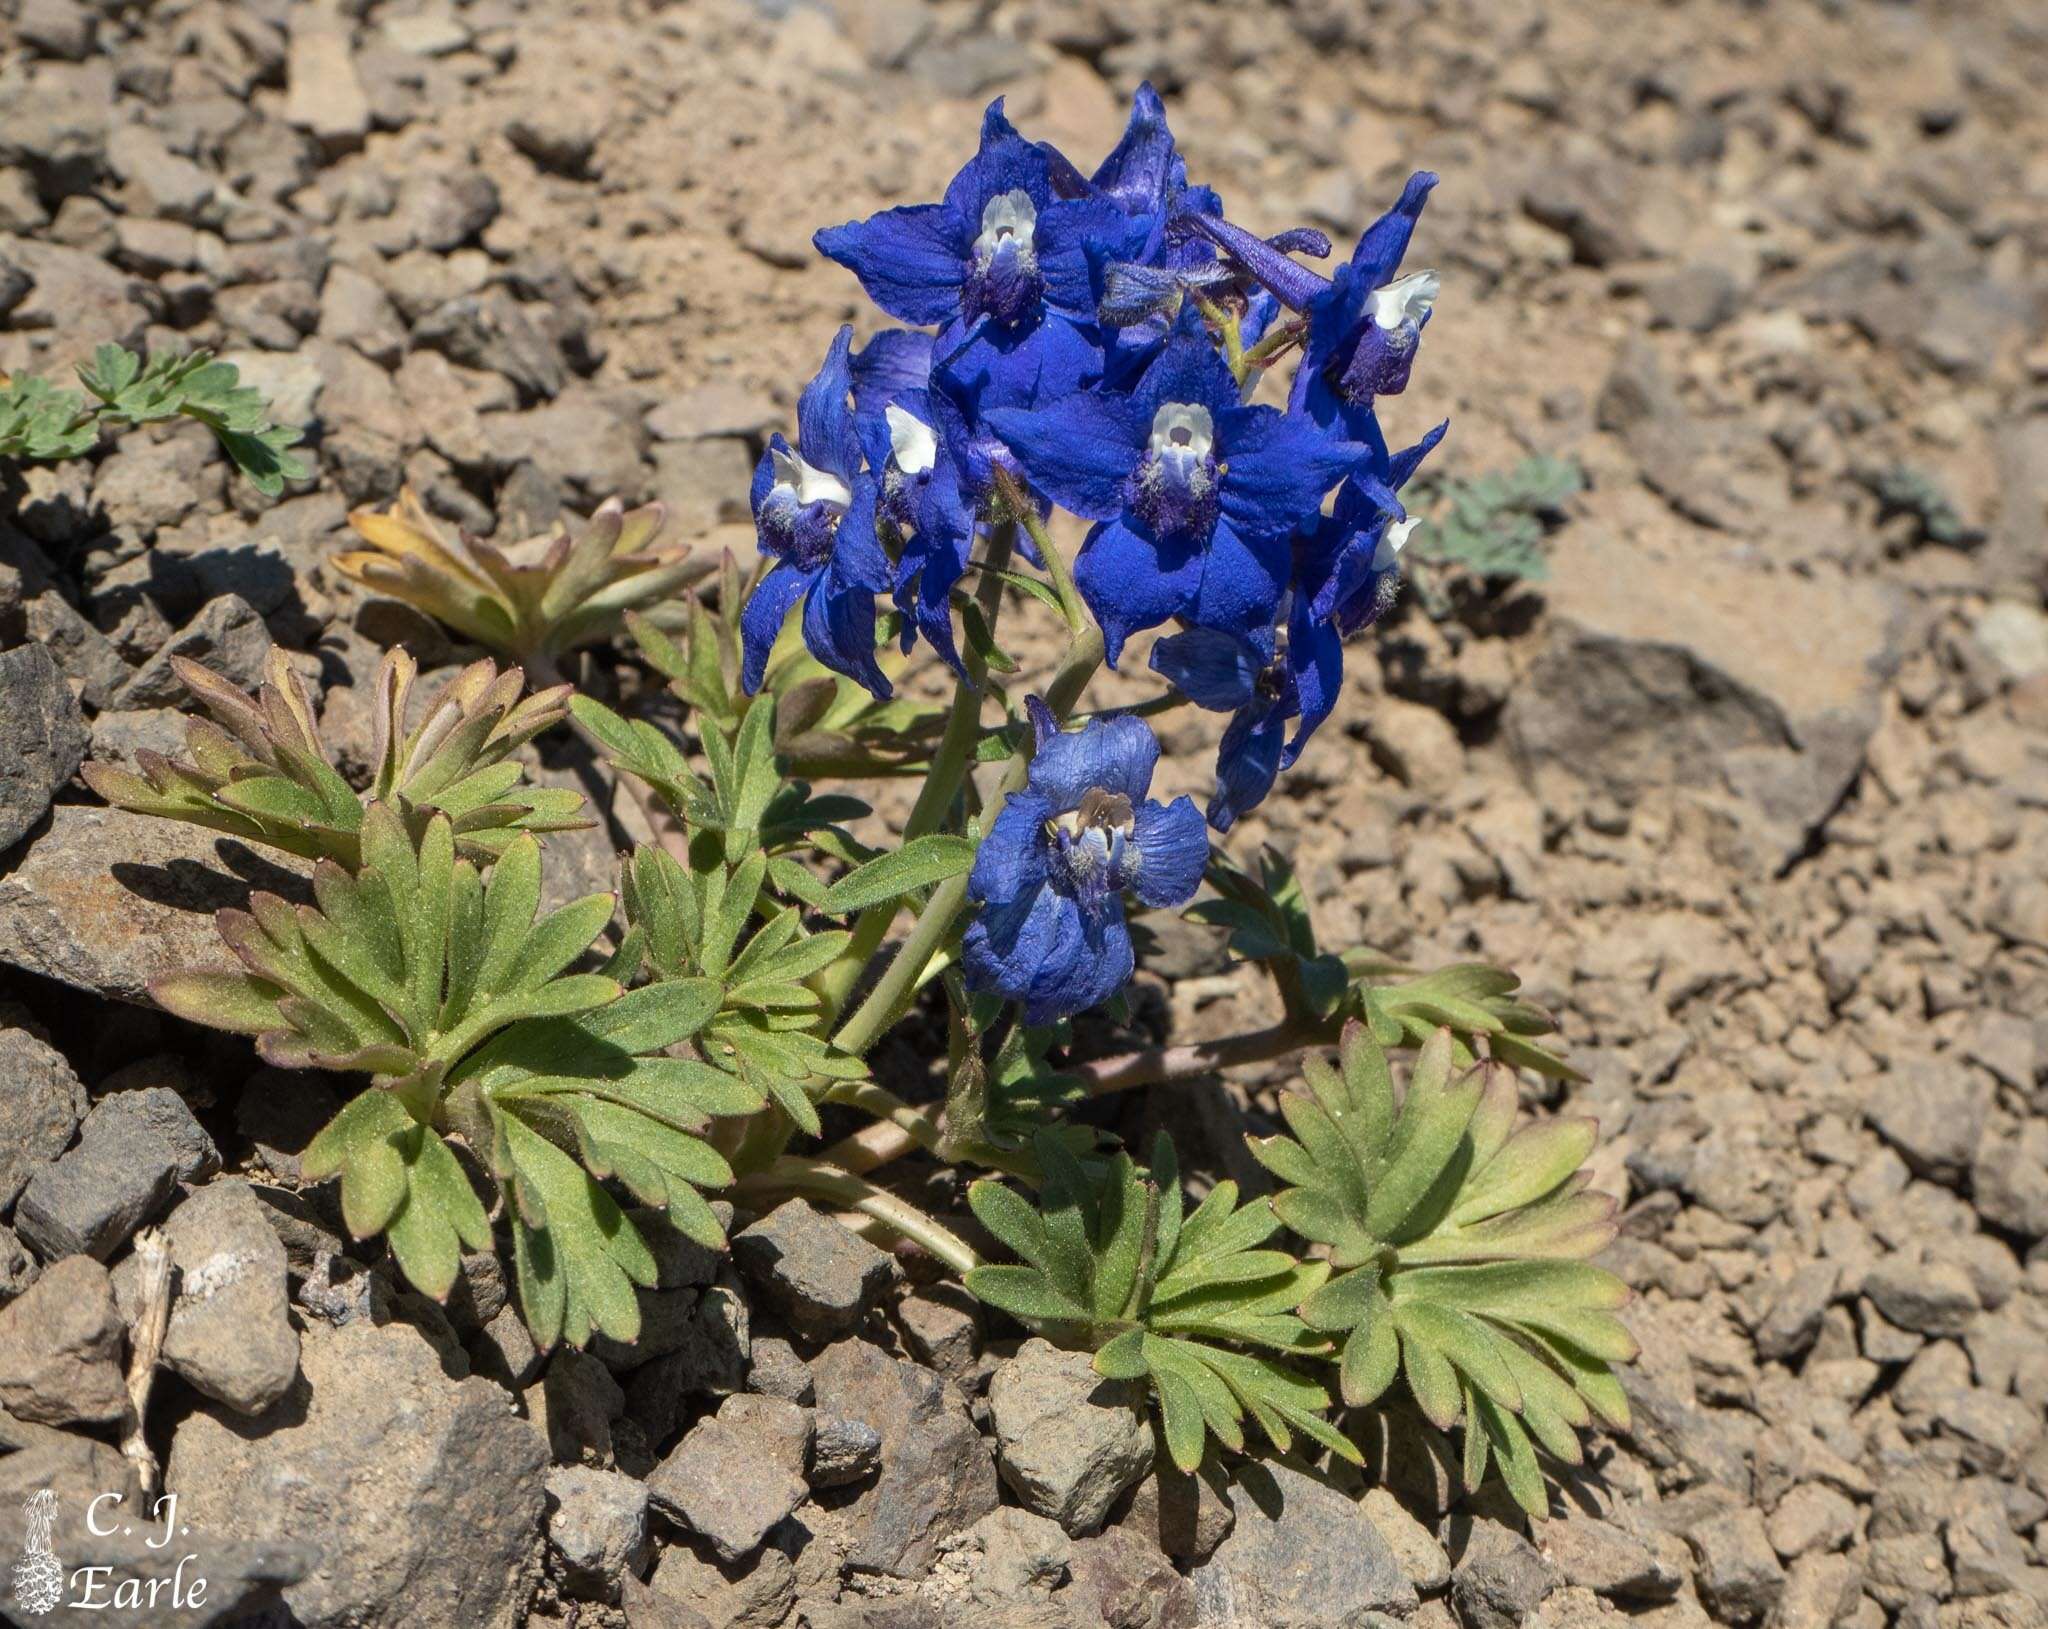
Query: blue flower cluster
740 87 1446 1018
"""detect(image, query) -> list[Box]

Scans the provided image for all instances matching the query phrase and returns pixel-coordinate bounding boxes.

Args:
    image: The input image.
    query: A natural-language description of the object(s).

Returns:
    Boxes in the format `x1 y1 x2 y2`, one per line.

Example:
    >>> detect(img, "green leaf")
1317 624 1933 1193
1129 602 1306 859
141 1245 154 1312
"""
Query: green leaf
819 834 978 915
496 1108 655 1349
302 1091 415 1241
149 970 284 1035
962 1265 1089 1327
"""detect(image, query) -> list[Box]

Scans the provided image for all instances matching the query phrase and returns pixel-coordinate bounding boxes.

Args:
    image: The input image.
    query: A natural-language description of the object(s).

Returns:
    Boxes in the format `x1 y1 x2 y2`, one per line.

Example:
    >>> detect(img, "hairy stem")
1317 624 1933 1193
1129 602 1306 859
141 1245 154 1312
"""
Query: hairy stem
817 523 1016 1020
996 470 1088 634
737 1155 982 1274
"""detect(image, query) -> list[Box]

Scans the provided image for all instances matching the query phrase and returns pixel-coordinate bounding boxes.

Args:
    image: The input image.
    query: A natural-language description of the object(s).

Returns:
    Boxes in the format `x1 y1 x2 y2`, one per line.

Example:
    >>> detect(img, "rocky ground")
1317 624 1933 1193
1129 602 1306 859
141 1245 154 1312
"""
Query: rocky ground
2 0 2048 1625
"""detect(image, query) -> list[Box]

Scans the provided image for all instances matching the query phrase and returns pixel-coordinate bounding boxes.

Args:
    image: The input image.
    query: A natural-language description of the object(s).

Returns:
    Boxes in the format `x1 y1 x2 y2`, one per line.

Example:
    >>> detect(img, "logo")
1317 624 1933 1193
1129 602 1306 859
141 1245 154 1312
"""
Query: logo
11 1491 61 1615
9 1489 211 1615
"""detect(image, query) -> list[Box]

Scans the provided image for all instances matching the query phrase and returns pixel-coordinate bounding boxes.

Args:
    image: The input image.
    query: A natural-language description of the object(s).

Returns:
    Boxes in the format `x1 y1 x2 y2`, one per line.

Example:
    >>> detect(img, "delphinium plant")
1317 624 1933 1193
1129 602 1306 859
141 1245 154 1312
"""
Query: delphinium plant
95 88 1632 1512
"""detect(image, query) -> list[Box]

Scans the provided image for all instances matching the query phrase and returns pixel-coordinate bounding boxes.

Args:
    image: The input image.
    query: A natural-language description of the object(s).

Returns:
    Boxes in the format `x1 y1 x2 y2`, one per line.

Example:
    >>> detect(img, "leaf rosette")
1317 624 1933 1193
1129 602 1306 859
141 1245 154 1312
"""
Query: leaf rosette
335 487 706 662
83 647 585 865
965 1132 1356 1474
154 804 760 1348
1249 1021 1634 1512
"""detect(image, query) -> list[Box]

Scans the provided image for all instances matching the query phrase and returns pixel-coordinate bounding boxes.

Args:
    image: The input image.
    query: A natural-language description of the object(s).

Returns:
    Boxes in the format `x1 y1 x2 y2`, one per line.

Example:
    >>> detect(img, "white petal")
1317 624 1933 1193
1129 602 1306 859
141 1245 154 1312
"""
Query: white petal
1372 515 1420 571
886 403 937 477
974 189 1039 260
1370 270 1440 331
772 446 853 510
1148 401 1216 463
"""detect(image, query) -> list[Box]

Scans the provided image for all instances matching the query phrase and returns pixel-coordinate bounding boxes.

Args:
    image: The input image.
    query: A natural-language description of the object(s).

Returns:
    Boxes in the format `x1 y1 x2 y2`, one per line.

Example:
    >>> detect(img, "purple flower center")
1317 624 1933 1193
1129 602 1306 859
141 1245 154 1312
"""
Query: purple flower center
965 190 1045 329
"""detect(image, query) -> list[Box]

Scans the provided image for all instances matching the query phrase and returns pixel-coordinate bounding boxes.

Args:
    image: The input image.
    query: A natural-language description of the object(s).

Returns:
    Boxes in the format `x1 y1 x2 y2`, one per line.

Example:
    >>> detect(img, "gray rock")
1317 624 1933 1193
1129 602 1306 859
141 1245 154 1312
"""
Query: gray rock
543 1346 627 1465
0 1025 87 1213
731 1199 897 1341
472 1301 546 1390
91 1085 220 1183
284 11 371 153
621 1272 750 1441
642 1531 794 1629
547 1464 651 1601
1122 1449 1236 1564
645 381 781 442
808 1335 999 1577
25 588 131 711
1532 1512 1682 1601
166 1316 548 1629
1864 1253 1981 1337
647 1404 809 1561
1521 159 1647 266
1359 1488 1450 1591
895 1284 982 1385
115 1178 298 1414
1755 1262 1842 1363
1068 1523 1198 1629
0 644 86 853
89 706 193 771
16 0 98 59
1504 530 1903 872
988 1338 1155 1536
717 1390 814 1481
0 805 310 1003
113 592 272 710
1188 1460 1416 1626
0 1223 37 1308
1449 1518 1560 1629
14 1088 181 1260
1687 1507 1787 1624
0 1253 127 1425
1865 1057 1988 1186
810 1412 883 1488
1772 1552 1864 1629
1973 1118 2048 1238
745 1332 815 1403
413 287 568 401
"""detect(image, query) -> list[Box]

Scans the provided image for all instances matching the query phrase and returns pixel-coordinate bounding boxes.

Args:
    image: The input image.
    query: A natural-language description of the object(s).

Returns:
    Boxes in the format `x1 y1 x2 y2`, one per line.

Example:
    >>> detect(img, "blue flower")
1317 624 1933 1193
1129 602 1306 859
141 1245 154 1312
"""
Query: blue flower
815 100 1137 348
985 313 1363 666
1149 596 1341 833
1298 422 1446 636
964 701 1207 1024
1181 173 1439 445
741 327 893 700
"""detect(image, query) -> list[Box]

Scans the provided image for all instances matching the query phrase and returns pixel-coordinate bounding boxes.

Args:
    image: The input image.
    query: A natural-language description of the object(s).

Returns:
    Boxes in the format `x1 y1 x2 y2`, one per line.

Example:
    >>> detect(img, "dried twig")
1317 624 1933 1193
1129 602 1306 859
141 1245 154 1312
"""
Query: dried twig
119 1229 175 1496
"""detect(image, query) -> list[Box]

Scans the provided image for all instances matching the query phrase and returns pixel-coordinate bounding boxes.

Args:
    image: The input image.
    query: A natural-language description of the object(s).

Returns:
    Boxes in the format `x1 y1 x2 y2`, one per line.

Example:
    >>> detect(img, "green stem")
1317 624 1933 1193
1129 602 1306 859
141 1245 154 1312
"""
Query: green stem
997 470 1088 634
815 523 1017 1020
830 624 1104 1059
736 1155 982 1273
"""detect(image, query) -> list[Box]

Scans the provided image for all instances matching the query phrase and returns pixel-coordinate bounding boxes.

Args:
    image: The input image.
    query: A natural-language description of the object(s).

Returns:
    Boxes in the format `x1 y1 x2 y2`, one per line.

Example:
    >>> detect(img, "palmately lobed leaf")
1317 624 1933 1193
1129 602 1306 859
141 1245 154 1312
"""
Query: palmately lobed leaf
1254 1018 1635 1513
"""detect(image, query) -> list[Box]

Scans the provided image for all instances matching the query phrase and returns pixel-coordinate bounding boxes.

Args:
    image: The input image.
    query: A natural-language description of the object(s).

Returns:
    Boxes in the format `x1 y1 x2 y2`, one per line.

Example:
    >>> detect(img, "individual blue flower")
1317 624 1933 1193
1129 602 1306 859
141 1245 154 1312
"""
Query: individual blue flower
1181 173 1439 445
985 312 1363 666
742 326 893 700
1149 596 1339 833
815 100 1137 347
1298 422 1446 636
964 701 1207 1024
